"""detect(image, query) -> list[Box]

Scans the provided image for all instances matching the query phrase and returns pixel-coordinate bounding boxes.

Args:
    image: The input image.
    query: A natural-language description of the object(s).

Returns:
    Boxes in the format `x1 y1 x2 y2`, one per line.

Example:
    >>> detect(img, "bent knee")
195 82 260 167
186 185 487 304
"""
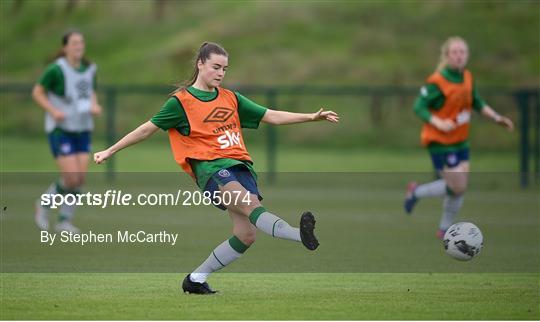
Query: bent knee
62 177 80 190
77 174 86 187
234 228 257 246
447 183 467 196
233 199 262 218
238 233 256 246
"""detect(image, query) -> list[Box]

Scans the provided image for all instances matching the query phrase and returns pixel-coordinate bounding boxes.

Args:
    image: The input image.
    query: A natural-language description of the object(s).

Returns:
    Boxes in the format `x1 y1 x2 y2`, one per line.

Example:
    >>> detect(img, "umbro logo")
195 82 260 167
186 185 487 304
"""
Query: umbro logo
204 107 234 123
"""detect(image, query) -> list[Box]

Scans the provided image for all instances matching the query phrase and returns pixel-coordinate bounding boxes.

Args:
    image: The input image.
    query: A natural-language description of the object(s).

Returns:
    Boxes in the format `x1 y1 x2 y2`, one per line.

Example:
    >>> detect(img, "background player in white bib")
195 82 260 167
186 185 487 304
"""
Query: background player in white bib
32 30 102 233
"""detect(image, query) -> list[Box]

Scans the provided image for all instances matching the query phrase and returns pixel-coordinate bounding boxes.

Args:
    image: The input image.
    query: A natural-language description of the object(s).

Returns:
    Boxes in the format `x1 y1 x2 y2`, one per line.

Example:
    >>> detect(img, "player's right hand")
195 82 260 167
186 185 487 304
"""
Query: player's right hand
431 116 456 132
94 149 112 164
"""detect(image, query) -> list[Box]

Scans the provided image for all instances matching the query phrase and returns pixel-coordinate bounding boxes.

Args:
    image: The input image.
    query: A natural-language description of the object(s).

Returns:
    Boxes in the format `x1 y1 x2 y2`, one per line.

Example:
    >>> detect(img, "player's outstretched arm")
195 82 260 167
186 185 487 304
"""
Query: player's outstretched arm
481 105 514 131
262 108 339 125
94 121 159 164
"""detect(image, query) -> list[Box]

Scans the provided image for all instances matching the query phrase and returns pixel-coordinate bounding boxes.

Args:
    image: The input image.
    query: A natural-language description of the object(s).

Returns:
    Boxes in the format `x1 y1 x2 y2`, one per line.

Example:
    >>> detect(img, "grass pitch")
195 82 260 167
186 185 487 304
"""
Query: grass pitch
1 273 538 320
1 136 538 319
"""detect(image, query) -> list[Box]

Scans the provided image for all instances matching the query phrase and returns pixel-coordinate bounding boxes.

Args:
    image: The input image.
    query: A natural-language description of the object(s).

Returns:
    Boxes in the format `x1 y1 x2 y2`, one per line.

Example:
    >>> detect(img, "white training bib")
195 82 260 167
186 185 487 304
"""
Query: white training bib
45 57 97 133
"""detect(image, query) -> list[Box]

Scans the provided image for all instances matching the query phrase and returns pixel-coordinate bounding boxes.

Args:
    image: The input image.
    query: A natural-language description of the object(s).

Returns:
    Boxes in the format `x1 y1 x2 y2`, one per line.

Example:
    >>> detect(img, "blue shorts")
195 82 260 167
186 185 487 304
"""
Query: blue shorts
48 128 91 158
430 148 469 173
204 164 263 210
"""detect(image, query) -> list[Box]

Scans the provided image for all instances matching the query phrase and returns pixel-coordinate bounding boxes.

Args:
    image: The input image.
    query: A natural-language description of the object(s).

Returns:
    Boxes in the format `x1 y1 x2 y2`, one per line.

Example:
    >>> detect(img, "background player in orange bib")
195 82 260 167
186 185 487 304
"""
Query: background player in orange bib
94 42 339 294
404 36 513 239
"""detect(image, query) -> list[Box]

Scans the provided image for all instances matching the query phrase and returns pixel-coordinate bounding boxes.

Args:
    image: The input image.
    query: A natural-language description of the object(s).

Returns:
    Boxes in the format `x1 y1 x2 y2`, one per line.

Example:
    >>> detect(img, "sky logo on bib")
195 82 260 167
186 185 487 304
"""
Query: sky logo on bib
456 110 471 125
217 130 242 149
204 107 234 123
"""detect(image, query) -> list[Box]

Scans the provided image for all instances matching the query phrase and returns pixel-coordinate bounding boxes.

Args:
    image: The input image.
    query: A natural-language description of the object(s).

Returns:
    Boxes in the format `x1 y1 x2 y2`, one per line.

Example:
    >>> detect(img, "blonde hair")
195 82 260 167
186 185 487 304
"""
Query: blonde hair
436 36 467 72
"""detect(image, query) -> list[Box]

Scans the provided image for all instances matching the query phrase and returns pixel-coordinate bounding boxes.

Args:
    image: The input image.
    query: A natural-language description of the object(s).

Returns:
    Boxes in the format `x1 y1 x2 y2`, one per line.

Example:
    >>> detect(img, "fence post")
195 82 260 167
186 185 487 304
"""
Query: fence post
535 91 540 184
105 87 117 182
516 91 530 188
266 88 277 184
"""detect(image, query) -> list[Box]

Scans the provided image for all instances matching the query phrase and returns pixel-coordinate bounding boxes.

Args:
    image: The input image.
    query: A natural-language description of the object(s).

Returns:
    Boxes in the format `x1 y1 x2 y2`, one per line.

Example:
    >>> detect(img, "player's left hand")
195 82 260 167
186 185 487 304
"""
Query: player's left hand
312 108 339 123
496 115 514 132
91 103 102 116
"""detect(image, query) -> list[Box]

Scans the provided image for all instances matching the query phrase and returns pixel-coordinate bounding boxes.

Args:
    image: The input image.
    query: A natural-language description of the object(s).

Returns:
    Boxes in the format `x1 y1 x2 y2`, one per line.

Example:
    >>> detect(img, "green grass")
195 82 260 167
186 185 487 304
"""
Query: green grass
1 273 538 320
1 157 538 319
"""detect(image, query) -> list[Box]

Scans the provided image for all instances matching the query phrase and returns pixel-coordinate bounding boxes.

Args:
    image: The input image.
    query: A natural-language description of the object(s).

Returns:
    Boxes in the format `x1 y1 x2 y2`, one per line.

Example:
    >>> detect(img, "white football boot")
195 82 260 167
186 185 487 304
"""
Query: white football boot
34 200 50 231
55 221 80 234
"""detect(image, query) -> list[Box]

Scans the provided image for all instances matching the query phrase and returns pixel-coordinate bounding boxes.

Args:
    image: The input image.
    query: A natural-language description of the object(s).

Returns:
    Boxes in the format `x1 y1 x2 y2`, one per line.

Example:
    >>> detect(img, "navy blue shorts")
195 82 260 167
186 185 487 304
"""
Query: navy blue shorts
430 148 469 173
204 164 263 210
48 128 91 158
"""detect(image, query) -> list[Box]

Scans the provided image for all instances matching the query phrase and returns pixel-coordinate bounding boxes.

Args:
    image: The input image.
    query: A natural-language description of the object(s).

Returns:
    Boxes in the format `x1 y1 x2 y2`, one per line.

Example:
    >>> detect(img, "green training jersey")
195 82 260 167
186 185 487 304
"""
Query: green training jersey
151 86 267 188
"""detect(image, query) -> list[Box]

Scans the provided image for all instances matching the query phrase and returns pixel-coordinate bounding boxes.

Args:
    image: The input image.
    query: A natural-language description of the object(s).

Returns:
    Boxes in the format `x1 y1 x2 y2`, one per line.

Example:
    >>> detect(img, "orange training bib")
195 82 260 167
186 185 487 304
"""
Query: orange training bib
420 69 473 146
168 87 252 180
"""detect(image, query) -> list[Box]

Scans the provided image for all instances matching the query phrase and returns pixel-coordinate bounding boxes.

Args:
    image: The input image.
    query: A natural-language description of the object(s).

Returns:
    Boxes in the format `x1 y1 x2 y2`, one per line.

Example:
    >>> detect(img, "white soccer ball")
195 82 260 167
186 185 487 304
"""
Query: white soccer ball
443 222 483 261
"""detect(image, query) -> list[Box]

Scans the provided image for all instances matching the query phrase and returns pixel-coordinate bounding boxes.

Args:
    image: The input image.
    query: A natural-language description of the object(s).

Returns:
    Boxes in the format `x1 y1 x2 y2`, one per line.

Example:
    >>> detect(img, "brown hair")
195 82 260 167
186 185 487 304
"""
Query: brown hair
173 42 228 94
436 36 467 72
51 29 91 65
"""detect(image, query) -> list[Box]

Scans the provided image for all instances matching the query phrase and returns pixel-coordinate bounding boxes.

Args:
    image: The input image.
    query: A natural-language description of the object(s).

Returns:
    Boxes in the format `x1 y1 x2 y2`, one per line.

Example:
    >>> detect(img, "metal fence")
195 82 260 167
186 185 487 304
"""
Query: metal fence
1 83 538 187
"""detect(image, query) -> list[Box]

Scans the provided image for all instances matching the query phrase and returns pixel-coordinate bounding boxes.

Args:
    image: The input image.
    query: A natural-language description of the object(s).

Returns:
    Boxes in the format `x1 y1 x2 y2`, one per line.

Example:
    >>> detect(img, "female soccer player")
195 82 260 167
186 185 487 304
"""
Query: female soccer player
94 42 339 294
32 30 102 233
404 36 513 239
